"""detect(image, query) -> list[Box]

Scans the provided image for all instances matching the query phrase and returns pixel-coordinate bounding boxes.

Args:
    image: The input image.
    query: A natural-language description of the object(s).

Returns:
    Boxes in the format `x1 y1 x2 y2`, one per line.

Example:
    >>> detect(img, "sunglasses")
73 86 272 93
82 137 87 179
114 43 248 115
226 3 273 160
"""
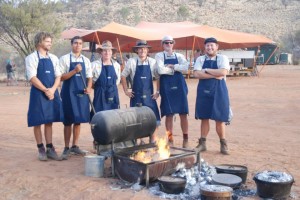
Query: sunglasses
163 41 174 45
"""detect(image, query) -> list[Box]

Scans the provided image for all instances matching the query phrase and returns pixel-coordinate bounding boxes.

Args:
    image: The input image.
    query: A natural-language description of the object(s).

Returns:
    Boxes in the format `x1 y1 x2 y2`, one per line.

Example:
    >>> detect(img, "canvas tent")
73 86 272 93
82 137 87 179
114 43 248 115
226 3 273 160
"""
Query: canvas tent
135 21 275 51
61 28 94 39
61 21 275 52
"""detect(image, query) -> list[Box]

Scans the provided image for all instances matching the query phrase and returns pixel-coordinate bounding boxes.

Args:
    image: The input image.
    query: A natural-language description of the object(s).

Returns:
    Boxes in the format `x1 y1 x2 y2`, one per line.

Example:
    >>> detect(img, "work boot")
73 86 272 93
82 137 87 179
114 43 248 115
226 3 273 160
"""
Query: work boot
61 147 71 160
194 138 207 152
220 139 230 155
46 146 62 161
182 139 189 148
38 146 47 161
70 145 86 155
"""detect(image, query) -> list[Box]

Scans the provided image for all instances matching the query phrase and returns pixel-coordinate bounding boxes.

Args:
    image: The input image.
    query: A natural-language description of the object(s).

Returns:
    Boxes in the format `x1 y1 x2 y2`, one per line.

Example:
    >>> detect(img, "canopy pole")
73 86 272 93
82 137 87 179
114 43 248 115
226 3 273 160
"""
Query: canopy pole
95 32 101 45
258 46 279 75
190 36 196 66
185 37 188 58
196 38 201 50
252 46 260 77
116 37 124 70
188 36 196 79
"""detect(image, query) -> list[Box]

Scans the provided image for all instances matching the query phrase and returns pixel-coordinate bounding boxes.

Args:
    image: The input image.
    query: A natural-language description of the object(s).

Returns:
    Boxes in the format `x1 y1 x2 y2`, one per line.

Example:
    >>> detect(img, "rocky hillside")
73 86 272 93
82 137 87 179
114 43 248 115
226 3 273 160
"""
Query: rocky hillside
60 0 300 45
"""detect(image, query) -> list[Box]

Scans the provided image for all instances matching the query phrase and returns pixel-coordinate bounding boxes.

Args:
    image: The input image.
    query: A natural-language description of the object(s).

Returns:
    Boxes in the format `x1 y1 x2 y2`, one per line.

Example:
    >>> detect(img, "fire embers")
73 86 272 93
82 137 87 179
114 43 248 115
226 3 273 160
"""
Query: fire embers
130 138 171 163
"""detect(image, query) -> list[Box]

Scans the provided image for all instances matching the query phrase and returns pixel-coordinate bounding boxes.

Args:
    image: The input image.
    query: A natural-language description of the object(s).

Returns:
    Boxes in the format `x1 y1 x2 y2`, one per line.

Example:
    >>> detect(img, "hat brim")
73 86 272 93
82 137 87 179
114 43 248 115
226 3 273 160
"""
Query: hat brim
99 47 116 50
96 47 116 51
132 45 152 52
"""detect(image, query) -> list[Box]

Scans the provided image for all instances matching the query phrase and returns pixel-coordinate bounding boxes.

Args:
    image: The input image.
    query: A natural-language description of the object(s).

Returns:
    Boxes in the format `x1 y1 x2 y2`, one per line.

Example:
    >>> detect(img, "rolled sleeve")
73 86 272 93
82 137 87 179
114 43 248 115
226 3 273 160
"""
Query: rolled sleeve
58 54 69 75
121 59 133 78
91 60 102 83
194 56 205 71
174 53 189 72
25 54 38 81
219 55 230 71
155 52 174 75
84 57 93 78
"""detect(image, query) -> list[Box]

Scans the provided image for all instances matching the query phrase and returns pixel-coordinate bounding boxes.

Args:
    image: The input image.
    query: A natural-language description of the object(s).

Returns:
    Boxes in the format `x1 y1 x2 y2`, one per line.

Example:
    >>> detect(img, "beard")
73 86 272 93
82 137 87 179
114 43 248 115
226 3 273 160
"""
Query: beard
206 51 217 57
42 45 51 52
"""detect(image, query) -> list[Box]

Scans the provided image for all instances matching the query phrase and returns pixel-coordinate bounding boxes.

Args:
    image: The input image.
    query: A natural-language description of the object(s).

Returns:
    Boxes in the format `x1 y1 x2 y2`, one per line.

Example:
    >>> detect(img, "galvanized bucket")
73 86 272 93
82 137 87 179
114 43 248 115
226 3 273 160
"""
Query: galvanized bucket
84 155 105 177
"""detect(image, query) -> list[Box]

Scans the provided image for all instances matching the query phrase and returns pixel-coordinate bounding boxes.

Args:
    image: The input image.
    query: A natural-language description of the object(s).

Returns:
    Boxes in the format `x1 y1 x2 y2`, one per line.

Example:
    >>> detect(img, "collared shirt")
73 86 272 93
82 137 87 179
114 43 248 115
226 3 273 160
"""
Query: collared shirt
194 54 230 71
25 51 61 81
121 56 159 82
59 52 92 78
91 58 121 85
155 51 189 75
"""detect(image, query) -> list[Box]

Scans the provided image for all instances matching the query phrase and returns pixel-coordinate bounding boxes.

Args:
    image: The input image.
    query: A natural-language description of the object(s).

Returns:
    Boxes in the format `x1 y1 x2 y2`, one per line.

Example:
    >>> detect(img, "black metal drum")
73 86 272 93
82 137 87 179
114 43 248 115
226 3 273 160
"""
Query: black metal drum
90 106 156 145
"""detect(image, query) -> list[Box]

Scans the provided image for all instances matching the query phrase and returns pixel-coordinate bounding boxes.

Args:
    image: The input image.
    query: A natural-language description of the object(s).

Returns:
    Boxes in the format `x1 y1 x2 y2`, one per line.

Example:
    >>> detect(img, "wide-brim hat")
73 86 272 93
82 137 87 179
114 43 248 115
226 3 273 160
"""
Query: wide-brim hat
97 40 116 51
132 40 152 53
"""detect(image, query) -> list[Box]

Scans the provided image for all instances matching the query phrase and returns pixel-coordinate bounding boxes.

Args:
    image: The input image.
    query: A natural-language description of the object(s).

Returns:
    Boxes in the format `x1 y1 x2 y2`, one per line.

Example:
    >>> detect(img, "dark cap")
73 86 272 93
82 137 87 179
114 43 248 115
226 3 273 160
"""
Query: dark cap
204 37 218 44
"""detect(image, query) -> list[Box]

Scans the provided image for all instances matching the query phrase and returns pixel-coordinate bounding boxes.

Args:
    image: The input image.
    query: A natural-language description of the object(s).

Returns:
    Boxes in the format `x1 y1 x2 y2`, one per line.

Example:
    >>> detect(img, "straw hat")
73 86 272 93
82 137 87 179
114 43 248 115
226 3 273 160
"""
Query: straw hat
161 35 175 45
97 40 115 51
132 40 151 53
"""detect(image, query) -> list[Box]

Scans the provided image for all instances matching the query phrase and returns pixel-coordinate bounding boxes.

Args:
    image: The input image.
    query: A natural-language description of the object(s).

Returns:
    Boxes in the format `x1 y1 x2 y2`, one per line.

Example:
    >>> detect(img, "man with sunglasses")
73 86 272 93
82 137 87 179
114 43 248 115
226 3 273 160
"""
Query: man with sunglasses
155 35 189 148
193 37 231 155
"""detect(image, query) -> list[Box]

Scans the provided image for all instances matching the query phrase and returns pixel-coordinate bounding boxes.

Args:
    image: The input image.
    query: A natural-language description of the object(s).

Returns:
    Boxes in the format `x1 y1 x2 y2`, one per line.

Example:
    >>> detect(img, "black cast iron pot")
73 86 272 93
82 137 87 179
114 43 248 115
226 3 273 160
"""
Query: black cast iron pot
158 176 186 194
215 164 248 184
253 172 294 199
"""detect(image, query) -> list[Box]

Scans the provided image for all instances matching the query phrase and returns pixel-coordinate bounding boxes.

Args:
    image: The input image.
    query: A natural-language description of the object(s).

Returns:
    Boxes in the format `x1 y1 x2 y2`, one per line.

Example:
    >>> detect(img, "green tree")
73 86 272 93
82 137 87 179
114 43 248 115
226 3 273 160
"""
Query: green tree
177 5 189 20
293 29 300 65
294 29 300 46
120 7 130 20
0 0 64 59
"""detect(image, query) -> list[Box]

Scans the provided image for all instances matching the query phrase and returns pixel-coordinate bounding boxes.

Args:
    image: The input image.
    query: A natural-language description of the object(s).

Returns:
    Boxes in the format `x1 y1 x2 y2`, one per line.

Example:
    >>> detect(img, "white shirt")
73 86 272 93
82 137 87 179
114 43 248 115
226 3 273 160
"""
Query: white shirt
121 56 159 82
194 54 230 71
59 52 92 78
25 51 61 81
91 58 121 85
155 51 189 75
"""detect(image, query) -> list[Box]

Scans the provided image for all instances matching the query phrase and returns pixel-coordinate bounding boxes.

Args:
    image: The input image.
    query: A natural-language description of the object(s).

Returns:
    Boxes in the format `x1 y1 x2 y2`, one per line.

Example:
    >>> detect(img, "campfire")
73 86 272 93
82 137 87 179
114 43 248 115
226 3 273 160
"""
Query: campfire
130 138 171 163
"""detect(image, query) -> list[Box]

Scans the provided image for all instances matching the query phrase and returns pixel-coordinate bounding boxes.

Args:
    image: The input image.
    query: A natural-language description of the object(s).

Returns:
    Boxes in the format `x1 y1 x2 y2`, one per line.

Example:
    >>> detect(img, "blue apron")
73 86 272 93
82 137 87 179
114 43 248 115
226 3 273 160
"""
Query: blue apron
130 59 160 121
92 61 119 117
27 52 63 127
61 54 90 124
159 53 189 117
195 56 230 122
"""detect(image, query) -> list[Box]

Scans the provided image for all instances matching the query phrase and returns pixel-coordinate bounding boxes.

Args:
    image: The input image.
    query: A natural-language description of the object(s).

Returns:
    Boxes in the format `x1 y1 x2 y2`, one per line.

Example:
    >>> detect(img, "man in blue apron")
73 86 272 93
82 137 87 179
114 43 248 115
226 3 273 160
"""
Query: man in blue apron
193 37 231 155
59 36 92 160
91 40 121 113
25 32 63 161
155 36 189 148
91 40 121 151
121 40 160 143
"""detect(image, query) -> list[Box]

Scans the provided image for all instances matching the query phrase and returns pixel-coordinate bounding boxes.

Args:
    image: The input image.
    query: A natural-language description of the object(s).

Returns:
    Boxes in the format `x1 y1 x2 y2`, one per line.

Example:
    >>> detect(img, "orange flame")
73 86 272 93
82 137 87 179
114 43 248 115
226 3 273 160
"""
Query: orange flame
130 138 171 163
156 138 171 160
